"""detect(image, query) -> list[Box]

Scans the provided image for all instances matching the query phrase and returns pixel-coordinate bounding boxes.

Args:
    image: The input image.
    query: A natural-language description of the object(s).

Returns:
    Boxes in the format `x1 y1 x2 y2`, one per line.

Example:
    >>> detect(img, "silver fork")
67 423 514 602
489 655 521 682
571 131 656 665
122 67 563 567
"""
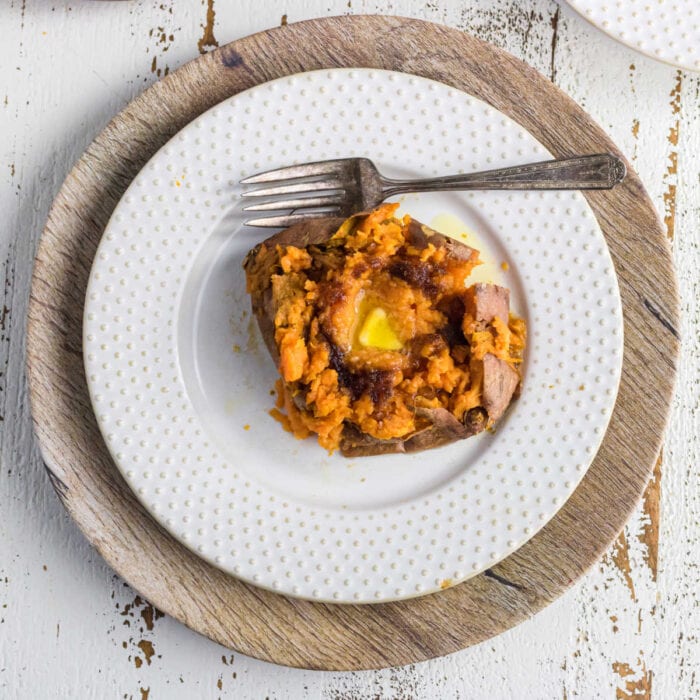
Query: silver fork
240 153 626 227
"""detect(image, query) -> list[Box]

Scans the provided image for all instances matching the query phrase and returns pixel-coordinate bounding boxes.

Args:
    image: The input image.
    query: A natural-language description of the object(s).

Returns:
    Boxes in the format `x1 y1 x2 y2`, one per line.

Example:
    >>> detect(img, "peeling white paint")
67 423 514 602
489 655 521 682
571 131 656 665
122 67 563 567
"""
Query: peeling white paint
0 1 697 698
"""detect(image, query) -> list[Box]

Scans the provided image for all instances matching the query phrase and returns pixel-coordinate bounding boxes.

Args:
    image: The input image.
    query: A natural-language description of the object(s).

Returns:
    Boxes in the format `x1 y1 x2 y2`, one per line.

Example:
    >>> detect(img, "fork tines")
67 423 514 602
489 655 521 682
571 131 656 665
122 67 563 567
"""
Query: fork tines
240 159 350 227
240 159 347 185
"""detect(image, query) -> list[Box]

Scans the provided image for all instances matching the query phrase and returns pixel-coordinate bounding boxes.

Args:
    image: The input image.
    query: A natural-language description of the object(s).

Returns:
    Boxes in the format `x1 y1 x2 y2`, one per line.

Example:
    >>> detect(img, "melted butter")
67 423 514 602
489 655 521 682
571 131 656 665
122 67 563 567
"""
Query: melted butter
429 213 503 287
430 213 478 239
357 307 403 350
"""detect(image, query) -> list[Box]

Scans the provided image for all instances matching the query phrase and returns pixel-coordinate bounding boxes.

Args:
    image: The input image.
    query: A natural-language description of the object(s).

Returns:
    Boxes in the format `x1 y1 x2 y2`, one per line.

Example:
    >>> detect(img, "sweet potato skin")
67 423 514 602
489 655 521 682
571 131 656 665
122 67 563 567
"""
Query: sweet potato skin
339 406 486 457
243 217 344 365
243 214 521 457
481 353 520 422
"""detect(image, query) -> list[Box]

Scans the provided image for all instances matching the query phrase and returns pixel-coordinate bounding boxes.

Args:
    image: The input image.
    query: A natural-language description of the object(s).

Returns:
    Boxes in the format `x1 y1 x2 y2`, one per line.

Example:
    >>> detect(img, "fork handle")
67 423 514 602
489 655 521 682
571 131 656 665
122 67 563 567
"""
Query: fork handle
380 154 626 197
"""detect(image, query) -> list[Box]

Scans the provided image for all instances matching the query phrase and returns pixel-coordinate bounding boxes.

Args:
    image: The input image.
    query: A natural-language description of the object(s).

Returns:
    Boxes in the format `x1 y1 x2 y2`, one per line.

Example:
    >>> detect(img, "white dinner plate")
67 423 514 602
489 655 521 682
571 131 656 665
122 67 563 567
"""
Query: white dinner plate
83 69 623 603
565 0 700 71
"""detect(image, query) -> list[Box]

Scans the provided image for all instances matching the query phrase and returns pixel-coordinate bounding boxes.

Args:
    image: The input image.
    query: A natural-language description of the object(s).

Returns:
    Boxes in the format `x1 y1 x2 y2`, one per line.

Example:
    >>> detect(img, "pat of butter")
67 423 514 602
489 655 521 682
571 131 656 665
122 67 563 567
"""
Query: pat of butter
358 307 402 350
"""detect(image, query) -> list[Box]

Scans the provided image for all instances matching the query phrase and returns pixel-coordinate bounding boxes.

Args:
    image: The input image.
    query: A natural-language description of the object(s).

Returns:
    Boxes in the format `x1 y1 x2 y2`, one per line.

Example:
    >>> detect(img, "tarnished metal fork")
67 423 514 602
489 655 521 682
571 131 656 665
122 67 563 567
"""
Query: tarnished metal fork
240 154 626 227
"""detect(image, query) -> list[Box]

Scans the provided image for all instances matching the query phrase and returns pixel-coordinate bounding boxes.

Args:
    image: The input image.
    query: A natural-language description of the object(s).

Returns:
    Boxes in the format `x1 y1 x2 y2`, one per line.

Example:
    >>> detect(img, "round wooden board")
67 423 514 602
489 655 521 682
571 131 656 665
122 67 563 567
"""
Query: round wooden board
26 15 679 671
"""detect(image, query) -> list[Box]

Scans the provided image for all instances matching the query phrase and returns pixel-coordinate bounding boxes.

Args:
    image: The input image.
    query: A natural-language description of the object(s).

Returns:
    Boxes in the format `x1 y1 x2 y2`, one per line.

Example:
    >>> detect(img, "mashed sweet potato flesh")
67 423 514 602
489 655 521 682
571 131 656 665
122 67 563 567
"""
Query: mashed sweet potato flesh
247 203 526 452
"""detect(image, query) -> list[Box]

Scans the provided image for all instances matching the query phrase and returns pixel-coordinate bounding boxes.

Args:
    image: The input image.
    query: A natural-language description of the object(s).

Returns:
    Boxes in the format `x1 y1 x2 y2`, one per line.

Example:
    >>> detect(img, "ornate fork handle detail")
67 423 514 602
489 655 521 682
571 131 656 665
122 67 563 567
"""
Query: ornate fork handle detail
380 154 626 197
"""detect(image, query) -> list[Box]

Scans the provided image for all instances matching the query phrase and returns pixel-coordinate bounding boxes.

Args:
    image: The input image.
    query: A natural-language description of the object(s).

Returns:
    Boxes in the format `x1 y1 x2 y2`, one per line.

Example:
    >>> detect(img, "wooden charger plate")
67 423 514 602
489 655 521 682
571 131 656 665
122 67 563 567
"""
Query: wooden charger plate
26 16 679 670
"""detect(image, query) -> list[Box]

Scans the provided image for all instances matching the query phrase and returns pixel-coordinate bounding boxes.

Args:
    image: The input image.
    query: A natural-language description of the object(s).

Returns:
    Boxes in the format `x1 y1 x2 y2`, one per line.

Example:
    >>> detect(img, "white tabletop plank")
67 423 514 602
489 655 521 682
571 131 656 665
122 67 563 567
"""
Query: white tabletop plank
1 0 697 697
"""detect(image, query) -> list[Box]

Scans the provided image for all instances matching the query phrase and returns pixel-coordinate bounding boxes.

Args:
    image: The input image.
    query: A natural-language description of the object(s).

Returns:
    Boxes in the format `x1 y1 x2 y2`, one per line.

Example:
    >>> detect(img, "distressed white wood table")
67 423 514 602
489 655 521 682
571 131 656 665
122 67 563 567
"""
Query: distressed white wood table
0 1 697 698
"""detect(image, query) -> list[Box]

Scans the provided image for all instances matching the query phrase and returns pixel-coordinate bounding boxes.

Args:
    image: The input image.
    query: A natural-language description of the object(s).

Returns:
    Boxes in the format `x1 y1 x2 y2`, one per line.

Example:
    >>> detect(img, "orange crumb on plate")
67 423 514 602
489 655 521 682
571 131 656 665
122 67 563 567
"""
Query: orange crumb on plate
440 578 453 590
233 344 241 352
243 424 250 431
501 261 509 271
579 384 585 391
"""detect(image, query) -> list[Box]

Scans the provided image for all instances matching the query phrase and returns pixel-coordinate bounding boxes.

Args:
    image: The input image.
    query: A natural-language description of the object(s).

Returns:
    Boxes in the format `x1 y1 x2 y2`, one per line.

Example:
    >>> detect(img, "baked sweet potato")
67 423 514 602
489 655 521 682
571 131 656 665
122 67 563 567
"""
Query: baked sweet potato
243 204 525 457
